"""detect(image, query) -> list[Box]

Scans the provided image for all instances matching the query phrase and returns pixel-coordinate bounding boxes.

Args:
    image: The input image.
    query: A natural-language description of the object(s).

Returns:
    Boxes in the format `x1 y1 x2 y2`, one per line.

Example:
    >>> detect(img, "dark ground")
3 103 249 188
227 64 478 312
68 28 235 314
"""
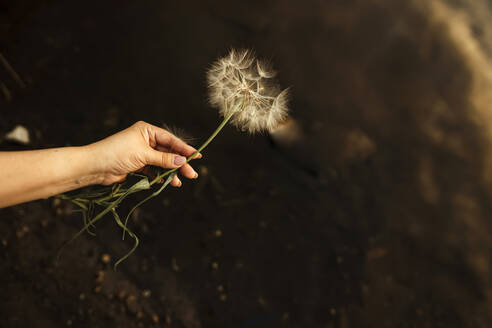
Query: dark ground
2 0 492 327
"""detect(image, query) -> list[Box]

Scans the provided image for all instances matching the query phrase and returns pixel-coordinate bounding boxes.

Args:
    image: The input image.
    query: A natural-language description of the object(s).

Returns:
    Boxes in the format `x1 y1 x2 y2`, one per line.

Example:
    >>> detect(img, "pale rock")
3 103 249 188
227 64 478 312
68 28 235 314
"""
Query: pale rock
5 125 30 145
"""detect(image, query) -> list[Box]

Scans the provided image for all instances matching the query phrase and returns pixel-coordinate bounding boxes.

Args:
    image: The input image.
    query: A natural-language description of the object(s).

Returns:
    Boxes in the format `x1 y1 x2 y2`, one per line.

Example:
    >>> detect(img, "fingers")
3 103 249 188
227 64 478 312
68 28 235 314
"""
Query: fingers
140 122 201 187
155 145 202 160
146 149 186 169
170 174 181 187
144 149 197 187
152 126 201 158
153 146 200 179
135 121 202 158
180 163 198 179
141 166 154 178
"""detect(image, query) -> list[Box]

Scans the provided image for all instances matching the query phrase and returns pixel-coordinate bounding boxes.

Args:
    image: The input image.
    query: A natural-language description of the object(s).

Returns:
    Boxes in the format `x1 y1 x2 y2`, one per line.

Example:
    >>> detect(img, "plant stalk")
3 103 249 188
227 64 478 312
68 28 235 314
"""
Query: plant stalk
150 110 235 186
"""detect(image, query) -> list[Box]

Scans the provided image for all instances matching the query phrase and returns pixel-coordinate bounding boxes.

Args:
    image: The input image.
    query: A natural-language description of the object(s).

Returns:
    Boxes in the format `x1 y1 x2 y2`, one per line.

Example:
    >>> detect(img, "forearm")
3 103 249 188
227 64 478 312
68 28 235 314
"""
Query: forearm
0 146 104 208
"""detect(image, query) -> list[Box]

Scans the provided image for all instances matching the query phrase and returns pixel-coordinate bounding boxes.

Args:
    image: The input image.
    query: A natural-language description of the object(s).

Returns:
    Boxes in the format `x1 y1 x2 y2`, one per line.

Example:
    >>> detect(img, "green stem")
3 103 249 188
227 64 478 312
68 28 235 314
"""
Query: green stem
150 110 235 186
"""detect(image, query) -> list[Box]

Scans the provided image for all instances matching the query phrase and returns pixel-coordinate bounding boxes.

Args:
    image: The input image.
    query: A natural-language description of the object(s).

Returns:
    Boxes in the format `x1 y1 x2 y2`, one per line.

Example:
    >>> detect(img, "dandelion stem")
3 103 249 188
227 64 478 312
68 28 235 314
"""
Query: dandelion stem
149 107 237 186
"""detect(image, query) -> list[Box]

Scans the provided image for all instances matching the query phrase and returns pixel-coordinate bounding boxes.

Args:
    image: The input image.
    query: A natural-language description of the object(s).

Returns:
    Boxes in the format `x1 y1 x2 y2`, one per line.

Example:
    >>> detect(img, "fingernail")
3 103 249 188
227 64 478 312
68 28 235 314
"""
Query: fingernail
174 156 186 166
193 172 198 179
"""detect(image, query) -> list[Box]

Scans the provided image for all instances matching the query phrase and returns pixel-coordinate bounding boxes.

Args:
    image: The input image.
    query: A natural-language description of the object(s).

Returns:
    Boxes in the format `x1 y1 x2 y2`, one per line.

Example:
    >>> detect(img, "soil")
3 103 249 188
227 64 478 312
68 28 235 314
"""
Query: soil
2 1 492 327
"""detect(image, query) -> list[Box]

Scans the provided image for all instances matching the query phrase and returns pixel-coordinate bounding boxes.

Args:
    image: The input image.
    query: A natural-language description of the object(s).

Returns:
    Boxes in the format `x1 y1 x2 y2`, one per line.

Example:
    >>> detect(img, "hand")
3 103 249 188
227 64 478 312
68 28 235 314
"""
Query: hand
89 121 201 187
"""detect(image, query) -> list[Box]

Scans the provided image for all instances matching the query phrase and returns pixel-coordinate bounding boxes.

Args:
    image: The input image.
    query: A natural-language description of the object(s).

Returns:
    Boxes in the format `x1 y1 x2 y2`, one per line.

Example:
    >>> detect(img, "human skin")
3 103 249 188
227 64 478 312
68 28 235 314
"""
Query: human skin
0 121 201 208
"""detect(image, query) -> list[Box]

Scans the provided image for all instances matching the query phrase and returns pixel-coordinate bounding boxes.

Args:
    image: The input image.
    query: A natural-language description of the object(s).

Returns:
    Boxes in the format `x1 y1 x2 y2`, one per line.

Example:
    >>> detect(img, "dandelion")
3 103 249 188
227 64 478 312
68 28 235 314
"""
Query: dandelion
207 49 289 133
58 49 289 269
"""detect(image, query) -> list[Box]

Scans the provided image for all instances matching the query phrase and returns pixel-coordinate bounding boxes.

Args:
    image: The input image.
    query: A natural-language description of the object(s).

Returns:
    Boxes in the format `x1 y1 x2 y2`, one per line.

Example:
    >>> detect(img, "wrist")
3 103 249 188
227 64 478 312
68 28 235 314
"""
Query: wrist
77 144 107 186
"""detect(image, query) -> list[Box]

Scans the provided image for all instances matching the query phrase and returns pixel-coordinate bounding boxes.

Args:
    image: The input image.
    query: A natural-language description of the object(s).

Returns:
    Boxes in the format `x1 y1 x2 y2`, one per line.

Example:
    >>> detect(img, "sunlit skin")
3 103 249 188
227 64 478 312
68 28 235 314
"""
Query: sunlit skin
0 121 201 208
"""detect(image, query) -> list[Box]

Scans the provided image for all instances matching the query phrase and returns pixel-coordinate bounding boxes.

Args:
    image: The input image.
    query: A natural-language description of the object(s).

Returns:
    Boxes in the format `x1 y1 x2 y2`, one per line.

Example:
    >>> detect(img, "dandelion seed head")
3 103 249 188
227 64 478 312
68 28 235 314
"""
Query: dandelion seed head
207 49 289 134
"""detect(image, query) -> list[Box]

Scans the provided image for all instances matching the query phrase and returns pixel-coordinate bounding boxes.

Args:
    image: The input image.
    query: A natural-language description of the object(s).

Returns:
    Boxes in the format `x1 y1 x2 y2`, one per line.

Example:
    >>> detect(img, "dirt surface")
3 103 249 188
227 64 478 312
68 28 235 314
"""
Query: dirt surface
2 0 492 327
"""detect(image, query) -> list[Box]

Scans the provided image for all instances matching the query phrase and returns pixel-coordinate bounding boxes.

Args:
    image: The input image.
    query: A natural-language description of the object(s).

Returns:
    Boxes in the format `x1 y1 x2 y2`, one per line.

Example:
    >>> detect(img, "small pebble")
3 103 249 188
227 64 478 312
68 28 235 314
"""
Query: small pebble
171 257 180 272
16 226 29 239
142 289 151 298
131 208 140 221
52 198 61 207
367 247 388 260
95 270 105 283
211 262 219 270
199 166 209 175
101 254 111 264
79 293 86 301
214 229 222 237
1 239 7 247
126 295 138 314
217 285 224 292
5 125 30 145
151 314 159 324
219 294 227 301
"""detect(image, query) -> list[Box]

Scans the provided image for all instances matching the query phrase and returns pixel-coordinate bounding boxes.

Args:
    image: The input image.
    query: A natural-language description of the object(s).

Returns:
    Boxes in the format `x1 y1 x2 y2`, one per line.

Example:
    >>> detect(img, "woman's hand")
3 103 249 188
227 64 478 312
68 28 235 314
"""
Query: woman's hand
0 121 201 208
89 121 201 187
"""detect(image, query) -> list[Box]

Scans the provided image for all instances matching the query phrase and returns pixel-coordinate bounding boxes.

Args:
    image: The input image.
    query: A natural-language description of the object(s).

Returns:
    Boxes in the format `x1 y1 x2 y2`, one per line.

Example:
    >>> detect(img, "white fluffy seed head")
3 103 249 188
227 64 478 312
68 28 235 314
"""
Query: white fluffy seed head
207 49 289 134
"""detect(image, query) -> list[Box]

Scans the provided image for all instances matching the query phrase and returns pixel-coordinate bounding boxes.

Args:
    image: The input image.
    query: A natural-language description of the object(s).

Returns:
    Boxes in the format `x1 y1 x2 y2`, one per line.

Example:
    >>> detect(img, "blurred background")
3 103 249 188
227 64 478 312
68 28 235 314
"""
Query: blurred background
2 0 492 327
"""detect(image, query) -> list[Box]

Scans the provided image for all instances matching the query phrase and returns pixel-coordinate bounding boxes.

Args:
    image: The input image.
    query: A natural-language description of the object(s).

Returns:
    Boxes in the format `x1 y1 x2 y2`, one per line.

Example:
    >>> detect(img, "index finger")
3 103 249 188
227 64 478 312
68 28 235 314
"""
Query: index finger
152 125 201 158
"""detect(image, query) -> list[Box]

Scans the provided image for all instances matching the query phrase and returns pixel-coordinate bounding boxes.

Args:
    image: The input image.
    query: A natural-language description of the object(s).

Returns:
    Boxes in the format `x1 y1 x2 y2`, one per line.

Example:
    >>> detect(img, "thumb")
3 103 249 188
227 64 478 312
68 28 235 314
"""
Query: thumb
146 149 187 169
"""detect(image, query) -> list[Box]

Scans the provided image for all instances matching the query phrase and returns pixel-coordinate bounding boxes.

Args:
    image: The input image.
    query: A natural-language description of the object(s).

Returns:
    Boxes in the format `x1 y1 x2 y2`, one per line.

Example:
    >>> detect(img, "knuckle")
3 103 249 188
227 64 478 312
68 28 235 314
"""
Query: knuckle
133 120 146 128
161 152 174 167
